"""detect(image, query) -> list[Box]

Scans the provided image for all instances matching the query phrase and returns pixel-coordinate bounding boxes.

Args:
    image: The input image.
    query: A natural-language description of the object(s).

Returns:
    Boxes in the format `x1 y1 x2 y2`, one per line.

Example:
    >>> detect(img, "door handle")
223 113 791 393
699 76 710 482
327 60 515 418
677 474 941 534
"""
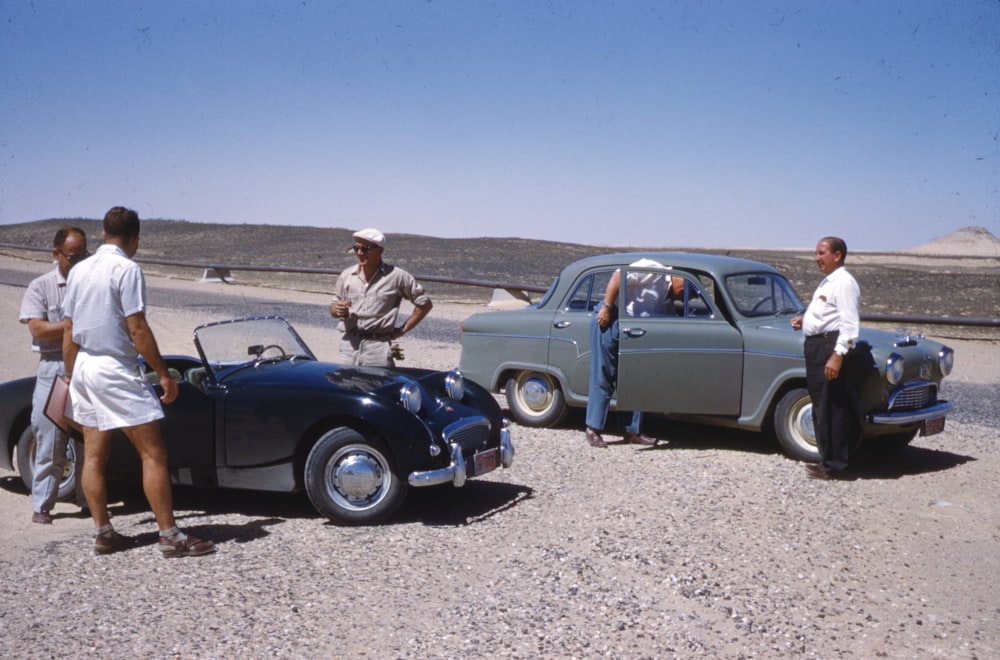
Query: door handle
553 320 571 329
622 327 646 338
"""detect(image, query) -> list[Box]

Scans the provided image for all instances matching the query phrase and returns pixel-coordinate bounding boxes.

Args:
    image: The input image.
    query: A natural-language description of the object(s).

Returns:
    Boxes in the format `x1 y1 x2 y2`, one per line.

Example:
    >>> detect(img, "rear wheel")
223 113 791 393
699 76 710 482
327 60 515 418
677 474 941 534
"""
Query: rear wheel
505 371 567 428
773 388 820 462
15 425 79 501
304 427 407 525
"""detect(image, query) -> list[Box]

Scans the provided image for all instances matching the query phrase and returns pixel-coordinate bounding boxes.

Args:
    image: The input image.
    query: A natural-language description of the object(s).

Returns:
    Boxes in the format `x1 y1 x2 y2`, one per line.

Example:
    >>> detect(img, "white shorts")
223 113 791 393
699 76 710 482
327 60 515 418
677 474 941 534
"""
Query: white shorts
70 352 164 431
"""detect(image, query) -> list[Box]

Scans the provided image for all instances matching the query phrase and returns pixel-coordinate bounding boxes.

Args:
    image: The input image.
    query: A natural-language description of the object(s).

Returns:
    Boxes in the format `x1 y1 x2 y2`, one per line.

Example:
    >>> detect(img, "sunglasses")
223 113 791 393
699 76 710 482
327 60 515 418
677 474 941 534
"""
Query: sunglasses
352 244 379 254
58 249 89 264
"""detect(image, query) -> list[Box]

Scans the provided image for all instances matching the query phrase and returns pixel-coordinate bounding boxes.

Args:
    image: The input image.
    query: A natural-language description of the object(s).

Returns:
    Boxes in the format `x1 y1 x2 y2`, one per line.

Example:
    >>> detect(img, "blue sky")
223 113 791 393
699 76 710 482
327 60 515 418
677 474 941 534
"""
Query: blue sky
1 1 997 250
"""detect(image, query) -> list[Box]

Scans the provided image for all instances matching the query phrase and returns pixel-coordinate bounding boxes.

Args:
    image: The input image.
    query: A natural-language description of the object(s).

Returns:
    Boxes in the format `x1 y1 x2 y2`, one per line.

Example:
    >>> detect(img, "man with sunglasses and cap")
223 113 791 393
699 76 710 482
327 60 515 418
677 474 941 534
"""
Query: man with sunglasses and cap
330 228 433 367
19 226 90 524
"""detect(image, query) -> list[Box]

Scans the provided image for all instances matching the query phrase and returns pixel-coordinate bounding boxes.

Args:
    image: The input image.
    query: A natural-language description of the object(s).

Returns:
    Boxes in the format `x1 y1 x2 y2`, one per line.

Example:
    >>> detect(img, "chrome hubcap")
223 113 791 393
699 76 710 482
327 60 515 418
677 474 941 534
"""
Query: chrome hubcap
793 401 816 446
520 376 552 411
327 445 390 509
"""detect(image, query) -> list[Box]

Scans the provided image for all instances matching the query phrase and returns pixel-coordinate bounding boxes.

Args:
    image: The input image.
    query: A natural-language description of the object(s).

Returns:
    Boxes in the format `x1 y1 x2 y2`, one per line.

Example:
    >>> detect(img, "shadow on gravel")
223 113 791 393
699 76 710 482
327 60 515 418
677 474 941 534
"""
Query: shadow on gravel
54 478 532 536
72 483 320 547
848 445 976 480
554 407 779 455
0 474 29 495
394 481 534 526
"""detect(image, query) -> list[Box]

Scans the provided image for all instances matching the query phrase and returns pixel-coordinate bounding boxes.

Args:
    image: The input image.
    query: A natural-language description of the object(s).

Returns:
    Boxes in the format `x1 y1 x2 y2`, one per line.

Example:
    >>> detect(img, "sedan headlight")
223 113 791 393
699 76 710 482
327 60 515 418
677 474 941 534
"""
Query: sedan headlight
444 370 465 402
399 383 422 413
886 353 905 385
938 347 954 376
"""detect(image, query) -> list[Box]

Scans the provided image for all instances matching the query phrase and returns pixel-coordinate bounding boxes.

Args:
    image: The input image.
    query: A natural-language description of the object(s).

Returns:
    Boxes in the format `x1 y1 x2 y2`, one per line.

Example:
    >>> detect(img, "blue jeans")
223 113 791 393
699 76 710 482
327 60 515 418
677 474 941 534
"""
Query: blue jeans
30 359 84 512
585 316 642 434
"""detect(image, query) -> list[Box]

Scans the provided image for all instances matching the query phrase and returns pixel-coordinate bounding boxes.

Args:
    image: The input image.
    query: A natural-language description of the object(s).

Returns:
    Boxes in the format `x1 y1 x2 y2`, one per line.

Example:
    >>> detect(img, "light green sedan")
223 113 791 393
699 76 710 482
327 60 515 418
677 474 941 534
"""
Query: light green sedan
459 252 954 461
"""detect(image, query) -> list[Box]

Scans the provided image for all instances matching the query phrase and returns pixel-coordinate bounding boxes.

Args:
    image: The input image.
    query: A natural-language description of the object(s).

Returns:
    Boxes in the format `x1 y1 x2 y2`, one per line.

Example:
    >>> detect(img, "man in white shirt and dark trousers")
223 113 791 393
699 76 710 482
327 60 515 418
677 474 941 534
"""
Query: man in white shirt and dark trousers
791 236 861 480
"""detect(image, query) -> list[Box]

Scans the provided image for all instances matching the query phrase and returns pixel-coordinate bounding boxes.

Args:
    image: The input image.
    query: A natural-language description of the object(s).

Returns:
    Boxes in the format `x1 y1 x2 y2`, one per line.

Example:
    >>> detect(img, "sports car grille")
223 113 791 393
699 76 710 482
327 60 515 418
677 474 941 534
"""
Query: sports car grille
443 417 491 454
887 383 936 411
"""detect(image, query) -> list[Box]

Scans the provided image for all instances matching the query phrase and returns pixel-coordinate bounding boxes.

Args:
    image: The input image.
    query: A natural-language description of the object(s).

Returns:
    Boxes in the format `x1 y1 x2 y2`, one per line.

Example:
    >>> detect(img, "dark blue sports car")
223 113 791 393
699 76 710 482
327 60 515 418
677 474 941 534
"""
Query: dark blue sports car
0 316 514 524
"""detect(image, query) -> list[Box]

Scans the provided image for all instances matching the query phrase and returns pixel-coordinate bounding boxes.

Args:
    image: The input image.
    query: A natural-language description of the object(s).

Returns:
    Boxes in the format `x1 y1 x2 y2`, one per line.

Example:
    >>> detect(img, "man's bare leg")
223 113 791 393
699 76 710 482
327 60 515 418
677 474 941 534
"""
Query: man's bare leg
81 426 113 529
122 421 177 532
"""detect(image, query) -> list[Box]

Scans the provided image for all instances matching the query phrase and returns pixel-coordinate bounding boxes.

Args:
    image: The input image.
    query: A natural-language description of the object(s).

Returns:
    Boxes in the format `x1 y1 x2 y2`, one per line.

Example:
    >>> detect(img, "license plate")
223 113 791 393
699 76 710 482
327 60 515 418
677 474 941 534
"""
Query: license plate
472 448 500 475
921 416 945 436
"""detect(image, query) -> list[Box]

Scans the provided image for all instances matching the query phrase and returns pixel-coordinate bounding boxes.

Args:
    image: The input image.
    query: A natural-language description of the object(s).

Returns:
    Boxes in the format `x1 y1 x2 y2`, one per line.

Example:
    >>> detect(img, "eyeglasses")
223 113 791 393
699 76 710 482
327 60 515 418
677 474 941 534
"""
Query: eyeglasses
352 244 378 254
58 249 89 264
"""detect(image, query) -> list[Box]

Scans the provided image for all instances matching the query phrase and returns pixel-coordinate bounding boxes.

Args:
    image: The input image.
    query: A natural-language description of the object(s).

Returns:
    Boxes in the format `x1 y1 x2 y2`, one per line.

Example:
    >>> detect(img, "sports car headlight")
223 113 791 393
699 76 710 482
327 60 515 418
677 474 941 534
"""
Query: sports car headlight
399 383 422 413
444 370 465 402
886 353 905 385
938 347 954 376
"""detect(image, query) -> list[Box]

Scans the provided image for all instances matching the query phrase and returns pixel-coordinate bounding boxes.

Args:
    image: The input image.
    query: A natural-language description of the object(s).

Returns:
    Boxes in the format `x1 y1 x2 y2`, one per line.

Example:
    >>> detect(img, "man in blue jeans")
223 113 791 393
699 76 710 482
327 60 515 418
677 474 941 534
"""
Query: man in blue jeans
19 226 89 523
584 259 681 448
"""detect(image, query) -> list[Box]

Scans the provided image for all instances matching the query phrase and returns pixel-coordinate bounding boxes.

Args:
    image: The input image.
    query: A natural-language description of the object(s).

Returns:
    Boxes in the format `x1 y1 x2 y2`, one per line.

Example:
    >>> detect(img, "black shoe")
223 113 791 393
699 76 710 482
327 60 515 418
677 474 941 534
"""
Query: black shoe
624 432 657 446
805 464 851 481
585 428 608 448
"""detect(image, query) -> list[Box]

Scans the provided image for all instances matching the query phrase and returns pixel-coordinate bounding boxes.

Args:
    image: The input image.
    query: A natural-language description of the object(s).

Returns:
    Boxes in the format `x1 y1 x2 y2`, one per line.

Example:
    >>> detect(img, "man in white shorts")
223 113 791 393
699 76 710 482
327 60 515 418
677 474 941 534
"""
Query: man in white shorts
63 206 214 557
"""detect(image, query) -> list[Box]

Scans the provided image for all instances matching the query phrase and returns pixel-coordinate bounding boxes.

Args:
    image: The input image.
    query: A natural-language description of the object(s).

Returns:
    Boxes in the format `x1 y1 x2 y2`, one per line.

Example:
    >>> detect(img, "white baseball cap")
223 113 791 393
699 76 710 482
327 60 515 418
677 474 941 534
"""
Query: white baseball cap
629 258 668 269
352 228 385 247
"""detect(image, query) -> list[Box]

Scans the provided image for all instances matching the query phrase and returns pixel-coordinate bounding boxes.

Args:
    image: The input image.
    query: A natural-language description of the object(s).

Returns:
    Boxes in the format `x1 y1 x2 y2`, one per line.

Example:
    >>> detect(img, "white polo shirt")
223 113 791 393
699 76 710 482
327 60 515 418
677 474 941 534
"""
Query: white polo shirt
63 244 147 361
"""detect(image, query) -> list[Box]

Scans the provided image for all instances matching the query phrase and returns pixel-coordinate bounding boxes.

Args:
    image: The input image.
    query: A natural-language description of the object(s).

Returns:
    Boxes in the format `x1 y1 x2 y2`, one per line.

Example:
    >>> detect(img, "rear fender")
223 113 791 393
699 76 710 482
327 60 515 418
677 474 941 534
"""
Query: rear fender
0 377 37 470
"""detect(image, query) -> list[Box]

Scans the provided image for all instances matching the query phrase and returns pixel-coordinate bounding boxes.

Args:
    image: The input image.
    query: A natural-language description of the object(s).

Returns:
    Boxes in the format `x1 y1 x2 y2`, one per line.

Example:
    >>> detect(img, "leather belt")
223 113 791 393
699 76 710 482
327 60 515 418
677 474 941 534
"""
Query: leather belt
345 329 392 341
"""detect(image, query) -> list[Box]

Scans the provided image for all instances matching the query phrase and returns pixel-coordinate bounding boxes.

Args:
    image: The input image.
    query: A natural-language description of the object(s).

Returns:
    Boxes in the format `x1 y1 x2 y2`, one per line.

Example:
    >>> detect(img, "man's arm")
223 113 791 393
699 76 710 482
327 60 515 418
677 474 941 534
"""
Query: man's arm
392 300 433 340
26 318 66 343
126 312 178 404
62 317 79 376
595 270 621 329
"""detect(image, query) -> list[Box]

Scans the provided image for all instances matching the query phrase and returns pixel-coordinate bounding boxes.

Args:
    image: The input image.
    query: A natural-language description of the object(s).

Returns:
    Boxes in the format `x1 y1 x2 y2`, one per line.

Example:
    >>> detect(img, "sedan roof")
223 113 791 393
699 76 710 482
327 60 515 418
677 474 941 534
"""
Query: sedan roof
561 251 784 277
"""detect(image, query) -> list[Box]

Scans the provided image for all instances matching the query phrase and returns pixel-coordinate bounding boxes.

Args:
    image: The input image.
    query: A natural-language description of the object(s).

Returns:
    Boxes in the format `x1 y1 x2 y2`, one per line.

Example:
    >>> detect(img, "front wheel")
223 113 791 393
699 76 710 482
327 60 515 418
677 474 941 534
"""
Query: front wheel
505 371 567 427
15 425 80 501
304 428 407 525
773 388 820 462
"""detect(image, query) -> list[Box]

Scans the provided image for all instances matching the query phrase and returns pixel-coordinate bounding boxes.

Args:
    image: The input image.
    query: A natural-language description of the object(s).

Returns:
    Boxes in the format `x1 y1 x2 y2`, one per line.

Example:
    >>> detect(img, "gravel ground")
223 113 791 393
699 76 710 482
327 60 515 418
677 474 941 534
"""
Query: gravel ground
0 254 997 658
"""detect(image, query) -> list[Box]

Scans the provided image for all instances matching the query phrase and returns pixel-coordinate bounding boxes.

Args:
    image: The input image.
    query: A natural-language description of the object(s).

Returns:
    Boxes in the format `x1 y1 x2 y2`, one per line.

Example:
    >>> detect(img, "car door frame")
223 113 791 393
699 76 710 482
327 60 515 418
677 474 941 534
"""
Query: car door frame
615 268 744 416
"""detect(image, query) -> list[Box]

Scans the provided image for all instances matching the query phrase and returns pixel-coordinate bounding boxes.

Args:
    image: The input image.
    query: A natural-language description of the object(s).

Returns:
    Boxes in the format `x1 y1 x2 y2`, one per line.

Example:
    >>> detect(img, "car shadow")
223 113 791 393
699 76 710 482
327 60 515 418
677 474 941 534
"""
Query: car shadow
557 409 976 478
393 481 534 526
558 407 778 455
0 474 30 495
846 444 976 479
94 478 533 532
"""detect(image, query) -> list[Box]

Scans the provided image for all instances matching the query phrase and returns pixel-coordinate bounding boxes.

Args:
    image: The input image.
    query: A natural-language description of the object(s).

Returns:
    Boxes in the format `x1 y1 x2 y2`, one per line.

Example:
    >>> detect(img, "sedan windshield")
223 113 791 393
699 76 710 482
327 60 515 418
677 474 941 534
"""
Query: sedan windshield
724 272 804 317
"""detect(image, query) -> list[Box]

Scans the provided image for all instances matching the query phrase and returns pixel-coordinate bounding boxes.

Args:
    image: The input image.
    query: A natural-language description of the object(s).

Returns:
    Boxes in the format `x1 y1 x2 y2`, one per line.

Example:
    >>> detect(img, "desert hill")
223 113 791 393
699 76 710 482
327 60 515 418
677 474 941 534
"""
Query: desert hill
904 226 1000 257
1 220 998 326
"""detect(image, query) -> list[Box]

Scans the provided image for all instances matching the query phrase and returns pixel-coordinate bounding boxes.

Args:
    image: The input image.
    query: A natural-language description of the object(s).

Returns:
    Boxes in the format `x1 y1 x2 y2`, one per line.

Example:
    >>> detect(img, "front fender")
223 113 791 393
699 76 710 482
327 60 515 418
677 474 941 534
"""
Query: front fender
0 377 36 470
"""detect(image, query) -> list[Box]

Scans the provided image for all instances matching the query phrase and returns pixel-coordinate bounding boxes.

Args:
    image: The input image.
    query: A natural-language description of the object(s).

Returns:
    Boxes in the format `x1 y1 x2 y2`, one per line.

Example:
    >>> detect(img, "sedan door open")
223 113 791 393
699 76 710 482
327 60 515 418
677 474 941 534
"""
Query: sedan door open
615 269 743 416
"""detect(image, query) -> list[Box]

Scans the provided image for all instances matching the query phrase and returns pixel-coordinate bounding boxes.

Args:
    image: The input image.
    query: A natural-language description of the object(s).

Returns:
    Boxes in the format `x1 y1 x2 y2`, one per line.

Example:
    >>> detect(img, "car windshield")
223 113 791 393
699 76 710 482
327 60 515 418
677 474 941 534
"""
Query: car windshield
194 316 316 376
724 272 804 317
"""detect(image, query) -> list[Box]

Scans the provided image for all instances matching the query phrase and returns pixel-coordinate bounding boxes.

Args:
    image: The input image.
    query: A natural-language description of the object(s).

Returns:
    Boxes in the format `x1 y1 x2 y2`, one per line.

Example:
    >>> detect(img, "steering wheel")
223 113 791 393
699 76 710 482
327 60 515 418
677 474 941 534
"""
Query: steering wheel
750 298 774 314
249 344 287 359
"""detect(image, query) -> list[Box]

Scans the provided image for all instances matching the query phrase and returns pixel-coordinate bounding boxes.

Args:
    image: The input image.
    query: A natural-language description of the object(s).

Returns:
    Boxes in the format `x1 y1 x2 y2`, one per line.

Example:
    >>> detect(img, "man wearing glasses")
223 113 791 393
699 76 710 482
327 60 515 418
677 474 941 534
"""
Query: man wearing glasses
329 228 433 366
18 226 89 524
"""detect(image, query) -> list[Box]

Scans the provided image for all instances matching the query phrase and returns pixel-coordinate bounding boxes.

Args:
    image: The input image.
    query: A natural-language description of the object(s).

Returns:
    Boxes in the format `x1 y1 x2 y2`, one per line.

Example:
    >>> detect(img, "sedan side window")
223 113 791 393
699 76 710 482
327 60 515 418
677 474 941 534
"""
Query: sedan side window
623 270 715 319
565 271 613 313
725 273 804 317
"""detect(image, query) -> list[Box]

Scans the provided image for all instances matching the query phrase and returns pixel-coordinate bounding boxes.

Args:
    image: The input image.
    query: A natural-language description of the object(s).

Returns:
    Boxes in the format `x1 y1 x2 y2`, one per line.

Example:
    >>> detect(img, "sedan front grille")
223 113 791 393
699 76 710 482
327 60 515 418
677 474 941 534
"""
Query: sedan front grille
887 383 937 411
443 416 491 454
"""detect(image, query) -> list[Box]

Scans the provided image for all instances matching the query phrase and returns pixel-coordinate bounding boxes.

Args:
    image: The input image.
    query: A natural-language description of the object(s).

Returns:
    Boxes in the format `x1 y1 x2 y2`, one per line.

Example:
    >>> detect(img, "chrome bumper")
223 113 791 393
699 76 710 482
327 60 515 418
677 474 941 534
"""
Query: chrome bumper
408 425 514 488
867 400 953 425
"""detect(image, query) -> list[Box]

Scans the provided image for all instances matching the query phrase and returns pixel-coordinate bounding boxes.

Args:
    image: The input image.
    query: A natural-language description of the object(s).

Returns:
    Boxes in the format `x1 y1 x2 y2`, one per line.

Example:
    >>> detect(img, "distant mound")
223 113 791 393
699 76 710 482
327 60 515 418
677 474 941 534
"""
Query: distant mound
905 226 1000 257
